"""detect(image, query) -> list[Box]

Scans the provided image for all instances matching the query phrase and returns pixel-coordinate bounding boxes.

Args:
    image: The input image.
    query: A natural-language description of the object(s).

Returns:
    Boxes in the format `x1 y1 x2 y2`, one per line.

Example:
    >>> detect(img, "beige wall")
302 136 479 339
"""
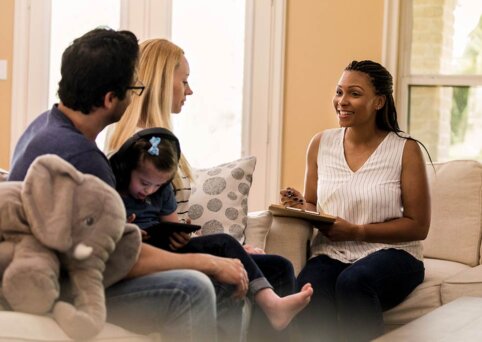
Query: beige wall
282 0 385 191
0 0 386 183
0 0 14 170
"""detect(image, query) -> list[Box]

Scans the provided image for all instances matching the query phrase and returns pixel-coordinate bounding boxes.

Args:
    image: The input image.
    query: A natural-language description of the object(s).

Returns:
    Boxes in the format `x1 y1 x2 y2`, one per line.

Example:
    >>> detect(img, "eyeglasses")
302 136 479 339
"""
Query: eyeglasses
127 80 145 96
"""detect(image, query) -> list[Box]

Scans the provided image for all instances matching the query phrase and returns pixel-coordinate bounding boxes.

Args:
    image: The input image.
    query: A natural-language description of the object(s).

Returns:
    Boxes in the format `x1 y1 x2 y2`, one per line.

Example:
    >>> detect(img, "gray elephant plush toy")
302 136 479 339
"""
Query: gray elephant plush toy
0 154 141 340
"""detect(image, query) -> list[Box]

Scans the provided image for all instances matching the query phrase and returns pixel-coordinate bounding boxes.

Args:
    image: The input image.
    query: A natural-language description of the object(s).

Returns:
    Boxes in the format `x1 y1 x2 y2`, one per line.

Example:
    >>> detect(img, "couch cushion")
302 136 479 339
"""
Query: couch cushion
189 156 256 244
441 264 482 304
422 160 482 266
244 210 273 250
383 258 469 328
0 311 156 341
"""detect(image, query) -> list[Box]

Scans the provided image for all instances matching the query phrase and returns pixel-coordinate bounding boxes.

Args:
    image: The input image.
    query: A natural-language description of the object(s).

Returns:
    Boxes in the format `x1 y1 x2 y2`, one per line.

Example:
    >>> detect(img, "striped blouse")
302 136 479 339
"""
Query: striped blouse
173 167 192 223
311 128 423 263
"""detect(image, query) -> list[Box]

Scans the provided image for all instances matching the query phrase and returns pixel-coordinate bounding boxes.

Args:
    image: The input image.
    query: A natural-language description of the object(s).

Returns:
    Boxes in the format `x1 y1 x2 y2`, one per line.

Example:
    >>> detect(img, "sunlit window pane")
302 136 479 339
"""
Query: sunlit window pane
49 0 120 149
410 0 482 75
408 85 482 161
171 0 246 168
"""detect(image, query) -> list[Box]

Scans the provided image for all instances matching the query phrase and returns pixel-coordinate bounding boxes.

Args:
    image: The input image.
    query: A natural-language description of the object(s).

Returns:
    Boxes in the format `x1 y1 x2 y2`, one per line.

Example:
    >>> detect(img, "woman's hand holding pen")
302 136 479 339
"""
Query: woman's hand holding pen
280 187 305 208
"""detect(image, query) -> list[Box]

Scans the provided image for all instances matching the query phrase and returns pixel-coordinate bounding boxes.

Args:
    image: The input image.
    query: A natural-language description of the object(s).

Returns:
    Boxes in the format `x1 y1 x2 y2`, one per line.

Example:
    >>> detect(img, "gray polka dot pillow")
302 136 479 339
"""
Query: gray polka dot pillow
188 156 256 243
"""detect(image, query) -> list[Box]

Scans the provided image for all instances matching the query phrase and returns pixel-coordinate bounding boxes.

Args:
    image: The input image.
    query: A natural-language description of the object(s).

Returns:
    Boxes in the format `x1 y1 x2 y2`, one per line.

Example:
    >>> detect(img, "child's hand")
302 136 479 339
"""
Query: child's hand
169 231 191 250
140 229 150 241
127 213 136 223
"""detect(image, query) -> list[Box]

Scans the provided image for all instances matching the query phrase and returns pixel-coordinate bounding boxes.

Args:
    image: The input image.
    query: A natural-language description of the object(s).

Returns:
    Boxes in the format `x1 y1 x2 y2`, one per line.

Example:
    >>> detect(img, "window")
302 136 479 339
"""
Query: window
12 0 286 210
49 0 121 148
397 0 482 161
170 0 245 168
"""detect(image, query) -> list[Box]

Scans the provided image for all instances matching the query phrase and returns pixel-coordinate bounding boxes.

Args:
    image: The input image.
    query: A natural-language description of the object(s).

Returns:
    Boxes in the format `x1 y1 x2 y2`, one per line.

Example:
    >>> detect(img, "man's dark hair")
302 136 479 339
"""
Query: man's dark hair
58 27 139 114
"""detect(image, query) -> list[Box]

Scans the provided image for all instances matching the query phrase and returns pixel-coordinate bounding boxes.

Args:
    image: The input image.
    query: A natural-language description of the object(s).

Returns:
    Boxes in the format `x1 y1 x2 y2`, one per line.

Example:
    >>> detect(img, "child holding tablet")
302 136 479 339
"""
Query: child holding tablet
110 128 313 331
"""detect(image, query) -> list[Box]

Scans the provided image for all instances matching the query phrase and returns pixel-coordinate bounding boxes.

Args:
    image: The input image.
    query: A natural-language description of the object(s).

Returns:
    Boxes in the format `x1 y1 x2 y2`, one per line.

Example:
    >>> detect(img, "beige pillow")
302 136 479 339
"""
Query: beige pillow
188 156 256 243
422 160 482 266
245 211 273 250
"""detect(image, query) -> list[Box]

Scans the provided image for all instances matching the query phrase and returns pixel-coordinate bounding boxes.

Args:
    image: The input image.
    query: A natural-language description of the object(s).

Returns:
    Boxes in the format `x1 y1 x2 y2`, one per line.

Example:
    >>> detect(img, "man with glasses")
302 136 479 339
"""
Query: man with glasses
8 28 247 342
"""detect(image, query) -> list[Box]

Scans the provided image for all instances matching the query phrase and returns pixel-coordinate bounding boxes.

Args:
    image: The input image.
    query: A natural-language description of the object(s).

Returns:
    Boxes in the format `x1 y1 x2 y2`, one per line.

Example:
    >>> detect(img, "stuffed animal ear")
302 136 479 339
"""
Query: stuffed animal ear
21 155 83 251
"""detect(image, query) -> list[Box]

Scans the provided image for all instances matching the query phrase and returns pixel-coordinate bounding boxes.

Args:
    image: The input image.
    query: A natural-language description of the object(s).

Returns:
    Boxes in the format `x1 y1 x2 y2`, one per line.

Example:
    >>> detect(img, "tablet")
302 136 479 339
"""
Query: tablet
268 204 336 224
143 222 201 249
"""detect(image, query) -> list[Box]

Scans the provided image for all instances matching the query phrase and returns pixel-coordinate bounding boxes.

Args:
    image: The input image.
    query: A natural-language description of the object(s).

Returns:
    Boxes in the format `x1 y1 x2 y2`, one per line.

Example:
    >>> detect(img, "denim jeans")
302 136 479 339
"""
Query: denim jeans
180 234 272 342
105 270 217 342
180 234 297 341
296 249 424 342
179 234 272 295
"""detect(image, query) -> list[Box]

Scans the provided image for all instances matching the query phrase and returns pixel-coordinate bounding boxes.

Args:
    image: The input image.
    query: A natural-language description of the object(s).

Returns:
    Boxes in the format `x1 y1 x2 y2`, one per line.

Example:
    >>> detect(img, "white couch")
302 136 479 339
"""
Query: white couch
0 159 481 340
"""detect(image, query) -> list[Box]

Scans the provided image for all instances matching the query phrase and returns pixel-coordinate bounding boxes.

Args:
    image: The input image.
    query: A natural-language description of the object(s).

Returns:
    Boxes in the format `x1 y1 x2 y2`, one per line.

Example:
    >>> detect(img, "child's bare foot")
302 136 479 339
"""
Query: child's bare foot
261 283 313 331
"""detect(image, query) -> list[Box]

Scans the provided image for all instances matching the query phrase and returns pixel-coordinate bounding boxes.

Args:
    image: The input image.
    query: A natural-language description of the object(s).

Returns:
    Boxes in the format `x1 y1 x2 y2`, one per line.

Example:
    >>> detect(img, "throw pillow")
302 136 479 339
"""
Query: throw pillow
188 156 256 243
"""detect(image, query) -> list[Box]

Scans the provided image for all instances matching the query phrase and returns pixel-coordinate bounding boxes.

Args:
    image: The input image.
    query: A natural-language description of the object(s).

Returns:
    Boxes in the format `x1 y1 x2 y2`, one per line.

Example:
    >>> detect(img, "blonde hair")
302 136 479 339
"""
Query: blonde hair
107 38 193 186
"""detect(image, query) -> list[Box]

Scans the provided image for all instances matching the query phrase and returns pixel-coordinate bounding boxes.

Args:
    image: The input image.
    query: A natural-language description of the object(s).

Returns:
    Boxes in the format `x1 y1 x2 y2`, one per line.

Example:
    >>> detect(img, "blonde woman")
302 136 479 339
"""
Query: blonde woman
107 39 194 222
107 39 302 341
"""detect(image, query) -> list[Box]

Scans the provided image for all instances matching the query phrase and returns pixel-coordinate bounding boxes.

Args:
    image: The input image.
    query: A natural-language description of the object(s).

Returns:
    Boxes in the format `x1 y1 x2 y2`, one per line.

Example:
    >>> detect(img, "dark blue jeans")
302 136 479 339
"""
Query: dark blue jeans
179 234 269 291
180 234 297 341
296 249 424 342
179 234 297 341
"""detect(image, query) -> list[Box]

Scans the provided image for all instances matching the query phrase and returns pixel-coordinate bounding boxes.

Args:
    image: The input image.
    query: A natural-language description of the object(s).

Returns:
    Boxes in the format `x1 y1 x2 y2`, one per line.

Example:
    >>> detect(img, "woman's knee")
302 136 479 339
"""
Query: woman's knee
335 266 372 295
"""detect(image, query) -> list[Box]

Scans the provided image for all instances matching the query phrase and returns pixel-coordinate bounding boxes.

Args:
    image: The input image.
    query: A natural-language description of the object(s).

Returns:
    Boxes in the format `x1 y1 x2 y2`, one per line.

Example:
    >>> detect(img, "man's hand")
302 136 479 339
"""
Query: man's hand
208 255 249 299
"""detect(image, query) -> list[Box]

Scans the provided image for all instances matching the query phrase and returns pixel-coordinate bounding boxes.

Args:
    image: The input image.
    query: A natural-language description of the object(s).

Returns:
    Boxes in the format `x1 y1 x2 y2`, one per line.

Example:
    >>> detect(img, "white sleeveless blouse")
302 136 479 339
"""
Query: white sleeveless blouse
311 128 423 263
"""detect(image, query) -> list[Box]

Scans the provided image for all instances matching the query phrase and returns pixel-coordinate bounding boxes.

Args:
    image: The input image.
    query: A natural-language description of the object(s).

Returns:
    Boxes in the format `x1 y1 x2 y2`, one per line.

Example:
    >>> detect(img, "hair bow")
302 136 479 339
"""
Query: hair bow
148 136 161 156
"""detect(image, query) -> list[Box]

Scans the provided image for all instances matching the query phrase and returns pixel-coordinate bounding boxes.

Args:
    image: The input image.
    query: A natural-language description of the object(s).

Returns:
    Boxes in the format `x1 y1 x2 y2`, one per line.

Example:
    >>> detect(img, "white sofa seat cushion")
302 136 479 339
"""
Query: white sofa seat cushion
383 258 470 327
0 311 157 341
244 210 273 250
423 160 482 266
442 264 482 304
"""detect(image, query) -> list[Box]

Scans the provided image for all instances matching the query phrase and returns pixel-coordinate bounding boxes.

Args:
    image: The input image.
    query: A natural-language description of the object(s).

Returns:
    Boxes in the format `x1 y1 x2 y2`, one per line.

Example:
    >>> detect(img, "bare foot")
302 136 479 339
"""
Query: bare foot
261 283 313 331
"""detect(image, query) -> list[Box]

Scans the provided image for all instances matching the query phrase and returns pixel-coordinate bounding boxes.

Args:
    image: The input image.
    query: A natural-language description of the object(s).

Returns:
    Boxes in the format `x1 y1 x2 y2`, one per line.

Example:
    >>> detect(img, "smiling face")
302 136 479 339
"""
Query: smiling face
171 55 193 114
333 70 384 129
128 159 174 201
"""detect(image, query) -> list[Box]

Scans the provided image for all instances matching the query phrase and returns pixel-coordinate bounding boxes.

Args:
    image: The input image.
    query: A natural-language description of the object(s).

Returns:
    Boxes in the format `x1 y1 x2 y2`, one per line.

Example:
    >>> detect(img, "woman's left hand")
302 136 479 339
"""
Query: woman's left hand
169 231 191 250
321 217 364 242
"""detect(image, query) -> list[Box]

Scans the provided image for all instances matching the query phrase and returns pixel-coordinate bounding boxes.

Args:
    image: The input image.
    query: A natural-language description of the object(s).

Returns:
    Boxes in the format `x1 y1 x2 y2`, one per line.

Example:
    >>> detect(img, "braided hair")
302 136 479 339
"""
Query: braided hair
345 60 432 163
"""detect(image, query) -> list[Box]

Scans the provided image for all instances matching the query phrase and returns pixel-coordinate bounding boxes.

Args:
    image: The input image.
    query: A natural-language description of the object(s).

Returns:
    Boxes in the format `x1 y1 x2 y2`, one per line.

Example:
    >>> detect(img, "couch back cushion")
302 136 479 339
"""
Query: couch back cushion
189 156 256 244
422 160 482 266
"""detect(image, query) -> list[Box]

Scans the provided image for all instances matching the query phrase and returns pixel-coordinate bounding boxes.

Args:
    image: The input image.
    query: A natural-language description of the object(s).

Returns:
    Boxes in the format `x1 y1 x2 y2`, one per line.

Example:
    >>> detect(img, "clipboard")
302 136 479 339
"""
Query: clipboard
268 204 336 224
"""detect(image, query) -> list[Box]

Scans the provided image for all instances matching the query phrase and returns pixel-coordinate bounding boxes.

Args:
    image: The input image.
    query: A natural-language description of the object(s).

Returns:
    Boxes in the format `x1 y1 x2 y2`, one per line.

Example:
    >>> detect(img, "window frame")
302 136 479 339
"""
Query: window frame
391 0 482 134
11 0 286 210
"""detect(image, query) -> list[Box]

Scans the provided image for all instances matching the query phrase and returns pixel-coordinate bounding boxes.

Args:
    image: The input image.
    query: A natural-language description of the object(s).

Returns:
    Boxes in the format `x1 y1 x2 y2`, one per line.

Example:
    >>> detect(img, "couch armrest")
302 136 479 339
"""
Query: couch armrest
264 216 313 275
441 264 482 304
